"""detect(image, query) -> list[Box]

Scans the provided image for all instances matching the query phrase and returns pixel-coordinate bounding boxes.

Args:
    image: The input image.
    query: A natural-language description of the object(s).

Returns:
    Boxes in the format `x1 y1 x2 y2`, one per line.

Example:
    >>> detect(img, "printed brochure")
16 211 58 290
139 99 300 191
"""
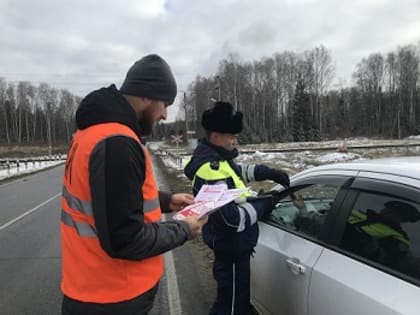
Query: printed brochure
173 184 247 220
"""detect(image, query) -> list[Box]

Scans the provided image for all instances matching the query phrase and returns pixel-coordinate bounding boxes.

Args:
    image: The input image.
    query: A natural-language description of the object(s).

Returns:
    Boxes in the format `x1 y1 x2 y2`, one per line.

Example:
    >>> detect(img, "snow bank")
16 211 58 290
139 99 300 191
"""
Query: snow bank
0 160 64 181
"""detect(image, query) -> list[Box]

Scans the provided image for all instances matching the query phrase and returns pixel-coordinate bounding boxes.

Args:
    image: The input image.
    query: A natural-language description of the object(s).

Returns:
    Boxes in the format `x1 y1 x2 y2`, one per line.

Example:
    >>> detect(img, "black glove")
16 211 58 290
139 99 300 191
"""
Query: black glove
269 169 290 187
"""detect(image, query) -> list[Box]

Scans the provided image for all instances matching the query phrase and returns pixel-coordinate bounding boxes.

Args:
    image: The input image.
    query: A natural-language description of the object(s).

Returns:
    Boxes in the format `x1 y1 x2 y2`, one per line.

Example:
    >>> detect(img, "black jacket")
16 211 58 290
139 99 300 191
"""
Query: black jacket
184 139 271 261
75 85 190 260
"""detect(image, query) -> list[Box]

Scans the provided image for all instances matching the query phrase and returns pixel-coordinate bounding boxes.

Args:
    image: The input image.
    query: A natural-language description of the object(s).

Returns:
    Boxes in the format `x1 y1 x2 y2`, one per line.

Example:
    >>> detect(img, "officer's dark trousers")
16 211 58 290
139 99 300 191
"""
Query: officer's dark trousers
209 256 251 315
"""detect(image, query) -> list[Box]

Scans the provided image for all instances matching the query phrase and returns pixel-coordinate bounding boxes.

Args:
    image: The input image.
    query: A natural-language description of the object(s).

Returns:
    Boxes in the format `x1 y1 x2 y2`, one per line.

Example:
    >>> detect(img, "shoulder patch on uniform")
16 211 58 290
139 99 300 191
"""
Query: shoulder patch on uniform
210 160 220 170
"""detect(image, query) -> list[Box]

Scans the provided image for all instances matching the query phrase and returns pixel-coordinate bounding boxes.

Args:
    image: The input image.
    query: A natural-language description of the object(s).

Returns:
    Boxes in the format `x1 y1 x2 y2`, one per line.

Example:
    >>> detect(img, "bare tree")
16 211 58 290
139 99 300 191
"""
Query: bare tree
396 46 419 134
353 53 385 135
6 82 18 143
0 78 11 144
304 45 335 135
16 81 35 143
59 89 77 141
38 83 58 153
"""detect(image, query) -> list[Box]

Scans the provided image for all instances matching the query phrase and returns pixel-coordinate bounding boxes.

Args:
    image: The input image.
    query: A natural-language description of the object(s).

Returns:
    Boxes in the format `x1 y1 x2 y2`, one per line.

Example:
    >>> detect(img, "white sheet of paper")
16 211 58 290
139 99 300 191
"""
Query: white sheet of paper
195 183 227 202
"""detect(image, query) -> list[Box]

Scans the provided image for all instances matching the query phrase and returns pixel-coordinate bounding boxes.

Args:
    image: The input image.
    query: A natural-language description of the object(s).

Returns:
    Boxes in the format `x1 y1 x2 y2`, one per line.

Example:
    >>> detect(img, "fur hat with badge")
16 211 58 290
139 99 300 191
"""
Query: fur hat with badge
201 101 243 134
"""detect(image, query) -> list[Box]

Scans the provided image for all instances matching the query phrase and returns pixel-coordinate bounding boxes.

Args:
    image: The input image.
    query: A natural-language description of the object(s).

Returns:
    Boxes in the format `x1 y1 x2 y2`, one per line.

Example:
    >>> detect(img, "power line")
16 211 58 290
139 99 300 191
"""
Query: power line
0 72 194 77
12 81 118 85
0 73 122 77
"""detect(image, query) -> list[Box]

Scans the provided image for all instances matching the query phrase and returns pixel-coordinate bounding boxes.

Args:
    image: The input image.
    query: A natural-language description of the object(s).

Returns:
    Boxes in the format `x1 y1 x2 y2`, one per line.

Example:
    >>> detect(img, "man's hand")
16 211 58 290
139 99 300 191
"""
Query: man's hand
293 194 307 211
180 215 208 239
169 193 194 212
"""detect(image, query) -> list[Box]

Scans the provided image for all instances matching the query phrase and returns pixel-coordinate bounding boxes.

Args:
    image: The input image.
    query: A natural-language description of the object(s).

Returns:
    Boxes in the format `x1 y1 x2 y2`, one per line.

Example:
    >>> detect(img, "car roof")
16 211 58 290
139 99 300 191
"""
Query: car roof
295 156 420 181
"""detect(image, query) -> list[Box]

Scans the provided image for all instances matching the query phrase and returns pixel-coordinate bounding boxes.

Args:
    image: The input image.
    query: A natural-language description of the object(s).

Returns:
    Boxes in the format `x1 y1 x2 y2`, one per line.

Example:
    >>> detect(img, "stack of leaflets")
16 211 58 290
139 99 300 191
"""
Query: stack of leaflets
173 184 248 220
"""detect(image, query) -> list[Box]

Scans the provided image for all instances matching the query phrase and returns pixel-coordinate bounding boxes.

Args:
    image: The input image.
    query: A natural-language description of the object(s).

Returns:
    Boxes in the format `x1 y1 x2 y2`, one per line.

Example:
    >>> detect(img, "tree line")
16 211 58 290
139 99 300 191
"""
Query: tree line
0 79 79 146
1 42 420 147
171 43 420 143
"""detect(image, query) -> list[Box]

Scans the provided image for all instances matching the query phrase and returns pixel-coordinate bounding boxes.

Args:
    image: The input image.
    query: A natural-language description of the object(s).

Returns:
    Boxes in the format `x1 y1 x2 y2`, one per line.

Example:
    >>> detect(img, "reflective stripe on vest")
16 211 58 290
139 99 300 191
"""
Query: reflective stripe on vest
61 209 97 237
193 160 250 197
348 210 409 245
62 186 159 221
61 122 163 303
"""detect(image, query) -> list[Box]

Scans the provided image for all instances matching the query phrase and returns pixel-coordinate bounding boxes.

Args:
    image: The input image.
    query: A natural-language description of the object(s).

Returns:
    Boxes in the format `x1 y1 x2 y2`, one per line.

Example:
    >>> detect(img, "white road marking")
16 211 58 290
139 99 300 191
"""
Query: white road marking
162 215 183 315
0 192 61 231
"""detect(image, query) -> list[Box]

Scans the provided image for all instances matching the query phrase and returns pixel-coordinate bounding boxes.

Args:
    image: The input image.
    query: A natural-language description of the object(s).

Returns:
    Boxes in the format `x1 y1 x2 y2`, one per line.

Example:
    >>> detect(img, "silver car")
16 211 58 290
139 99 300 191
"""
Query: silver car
251 156 420 315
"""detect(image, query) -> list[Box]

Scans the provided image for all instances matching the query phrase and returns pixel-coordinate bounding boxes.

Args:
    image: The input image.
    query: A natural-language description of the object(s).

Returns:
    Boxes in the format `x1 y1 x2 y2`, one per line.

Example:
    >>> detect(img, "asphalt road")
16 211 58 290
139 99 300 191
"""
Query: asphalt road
0 161 211 315
0 166 63 314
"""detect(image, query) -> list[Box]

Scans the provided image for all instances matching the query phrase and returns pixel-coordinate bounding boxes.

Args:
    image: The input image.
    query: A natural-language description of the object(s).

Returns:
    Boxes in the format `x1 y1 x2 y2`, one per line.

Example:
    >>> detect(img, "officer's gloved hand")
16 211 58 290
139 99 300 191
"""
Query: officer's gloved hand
269 169 290 187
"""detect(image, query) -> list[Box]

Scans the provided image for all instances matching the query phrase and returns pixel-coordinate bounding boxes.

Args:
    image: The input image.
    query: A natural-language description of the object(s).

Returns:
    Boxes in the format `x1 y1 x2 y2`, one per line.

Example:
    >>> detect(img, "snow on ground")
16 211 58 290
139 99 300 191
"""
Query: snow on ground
3 137 418 183
155 145 365 174
0 160 64 181
152 137 420 176
156 148 367 175
315 152 363 163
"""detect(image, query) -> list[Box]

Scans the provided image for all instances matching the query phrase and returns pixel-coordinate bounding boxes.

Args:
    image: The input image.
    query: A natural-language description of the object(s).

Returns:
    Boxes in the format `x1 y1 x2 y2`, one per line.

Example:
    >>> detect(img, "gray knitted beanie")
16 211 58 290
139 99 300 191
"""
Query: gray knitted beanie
120 54 177 105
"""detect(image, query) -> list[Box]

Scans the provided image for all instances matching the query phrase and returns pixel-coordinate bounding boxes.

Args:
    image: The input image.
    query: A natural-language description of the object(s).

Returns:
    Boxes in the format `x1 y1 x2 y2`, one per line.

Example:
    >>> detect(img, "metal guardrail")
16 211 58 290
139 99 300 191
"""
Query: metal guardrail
0 155 66 171
153 149 184 168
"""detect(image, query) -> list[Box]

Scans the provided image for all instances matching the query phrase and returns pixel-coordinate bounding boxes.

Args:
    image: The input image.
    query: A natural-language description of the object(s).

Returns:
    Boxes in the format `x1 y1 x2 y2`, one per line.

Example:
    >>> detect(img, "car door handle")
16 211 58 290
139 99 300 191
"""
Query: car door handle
286 258 306 275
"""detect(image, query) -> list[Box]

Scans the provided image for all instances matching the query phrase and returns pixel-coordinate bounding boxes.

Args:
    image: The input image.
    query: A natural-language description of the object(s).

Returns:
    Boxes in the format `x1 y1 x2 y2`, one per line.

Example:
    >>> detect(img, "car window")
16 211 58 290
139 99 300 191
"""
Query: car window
339 192 420 282
269 182 343 238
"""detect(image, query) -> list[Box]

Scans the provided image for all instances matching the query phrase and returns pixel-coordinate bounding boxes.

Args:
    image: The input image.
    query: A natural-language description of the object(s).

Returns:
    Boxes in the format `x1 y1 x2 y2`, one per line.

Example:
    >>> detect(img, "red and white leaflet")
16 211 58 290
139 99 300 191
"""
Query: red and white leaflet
195 183 227 202
173 185 248 220
173 201 215 220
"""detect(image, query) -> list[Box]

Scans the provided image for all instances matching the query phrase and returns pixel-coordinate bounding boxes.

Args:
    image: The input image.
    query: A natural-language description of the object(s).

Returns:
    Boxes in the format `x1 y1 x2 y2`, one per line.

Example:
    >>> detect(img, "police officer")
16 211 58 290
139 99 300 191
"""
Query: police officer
345 200 420 266
184 101 290 315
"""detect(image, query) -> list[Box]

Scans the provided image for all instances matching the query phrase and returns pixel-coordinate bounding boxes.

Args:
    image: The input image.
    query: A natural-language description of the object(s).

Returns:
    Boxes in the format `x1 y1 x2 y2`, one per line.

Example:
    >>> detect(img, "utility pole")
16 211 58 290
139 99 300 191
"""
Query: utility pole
183 91 188 144
216 75 221 100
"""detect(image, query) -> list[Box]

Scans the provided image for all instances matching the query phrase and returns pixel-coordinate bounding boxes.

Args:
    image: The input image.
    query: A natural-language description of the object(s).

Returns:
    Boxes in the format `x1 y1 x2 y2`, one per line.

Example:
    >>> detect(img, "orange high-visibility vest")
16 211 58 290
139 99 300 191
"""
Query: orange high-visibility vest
60 122 163 303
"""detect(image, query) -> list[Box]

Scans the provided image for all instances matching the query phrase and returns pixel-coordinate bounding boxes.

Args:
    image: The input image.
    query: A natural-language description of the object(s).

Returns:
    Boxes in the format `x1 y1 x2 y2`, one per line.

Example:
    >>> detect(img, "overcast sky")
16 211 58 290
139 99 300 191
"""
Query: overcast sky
1 0 420 120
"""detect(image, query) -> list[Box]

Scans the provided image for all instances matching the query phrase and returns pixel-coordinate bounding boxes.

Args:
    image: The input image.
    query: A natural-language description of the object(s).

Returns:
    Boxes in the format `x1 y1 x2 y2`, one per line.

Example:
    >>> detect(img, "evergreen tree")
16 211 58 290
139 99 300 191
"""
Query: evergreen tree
292 77 311 141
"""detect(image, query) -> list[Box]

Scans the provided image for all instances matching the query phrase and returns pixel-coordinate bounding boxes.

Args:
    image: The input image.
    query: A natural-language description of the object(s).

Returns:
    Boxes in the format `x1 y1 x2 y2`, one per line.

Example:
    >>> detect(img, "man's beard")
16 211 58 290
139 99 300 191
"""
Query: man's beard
138 108 155 136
